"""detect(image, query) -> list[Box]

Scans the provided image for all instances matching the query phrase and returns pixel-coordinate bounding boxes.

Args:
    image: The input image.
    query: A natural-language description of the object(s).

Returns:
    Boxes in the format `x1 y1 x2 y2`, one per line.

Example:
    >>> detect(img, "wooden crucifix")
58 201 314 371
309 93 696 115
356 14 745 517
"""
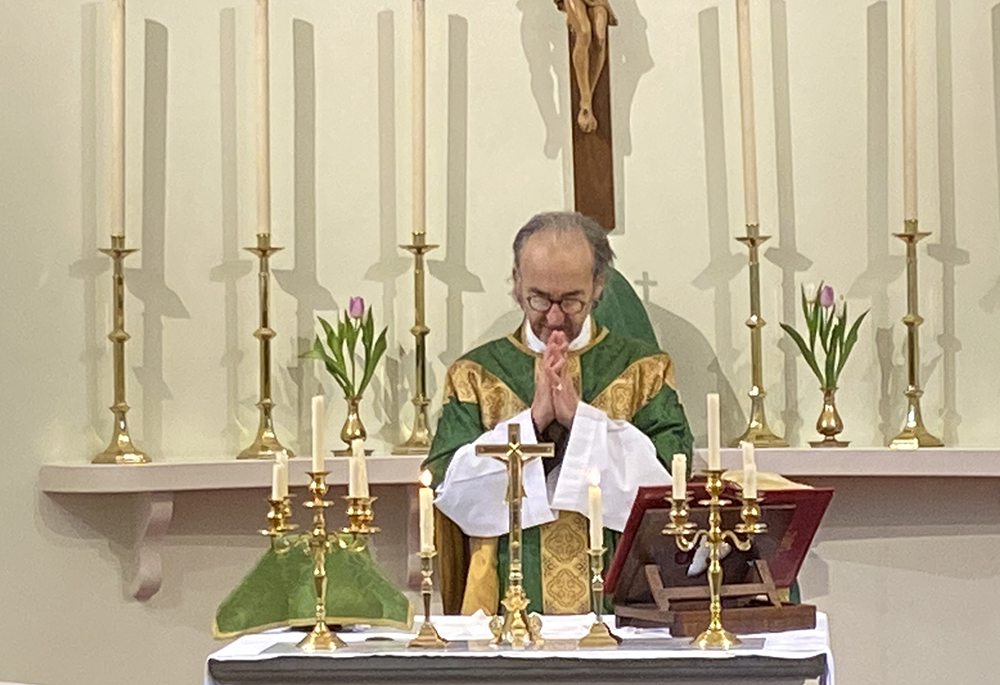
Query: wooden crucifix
554 0 618 230
475 423 555 648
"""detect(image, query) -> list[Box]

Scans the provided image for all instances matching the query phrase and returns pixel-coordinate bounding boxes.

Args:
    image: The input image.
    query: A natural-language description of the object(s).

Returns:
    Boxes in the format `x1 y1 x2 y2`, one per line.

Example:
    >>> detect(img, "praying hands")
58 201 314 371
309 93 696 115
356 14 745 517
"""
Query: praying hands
531 330 579 431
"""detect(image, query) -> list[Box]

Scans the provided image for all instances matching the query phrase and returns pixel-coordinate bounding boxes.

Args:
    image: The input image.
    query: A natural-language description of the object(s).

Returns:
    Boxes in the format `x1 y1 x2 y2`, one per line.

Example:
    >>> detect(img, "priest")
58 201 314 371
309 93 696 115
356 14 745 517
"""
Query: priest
425 211 693 615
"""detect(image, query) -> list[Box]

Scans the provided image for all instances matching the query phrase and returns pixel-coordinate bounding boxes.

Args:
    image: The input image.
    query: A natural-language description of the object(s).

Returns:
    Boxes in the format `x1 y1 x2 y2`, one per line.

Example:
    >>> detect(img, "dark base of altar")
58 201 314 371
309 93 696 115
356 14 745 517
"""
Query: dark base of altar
616 602 817 636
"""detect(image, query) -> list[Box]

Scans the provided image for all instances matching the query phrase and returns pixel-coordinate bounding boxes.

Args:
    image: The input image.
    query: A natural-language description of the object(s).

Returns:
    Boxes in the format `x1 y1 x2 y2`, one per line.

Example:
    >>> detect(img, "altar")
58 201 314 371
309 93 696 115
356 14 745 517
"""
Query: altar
204 613 833 685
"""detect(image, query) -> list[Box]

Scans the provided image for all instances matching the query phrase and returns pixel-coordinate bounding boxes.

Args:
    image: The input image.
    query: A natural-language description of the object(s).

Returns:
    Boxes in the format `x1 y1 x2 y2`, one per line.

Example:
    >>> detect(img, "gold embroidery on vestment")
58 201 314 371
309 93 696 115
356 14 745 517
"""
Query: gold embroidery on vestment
444 360 527 429
461 537 500 615
589 353 677 421
539 511 590 614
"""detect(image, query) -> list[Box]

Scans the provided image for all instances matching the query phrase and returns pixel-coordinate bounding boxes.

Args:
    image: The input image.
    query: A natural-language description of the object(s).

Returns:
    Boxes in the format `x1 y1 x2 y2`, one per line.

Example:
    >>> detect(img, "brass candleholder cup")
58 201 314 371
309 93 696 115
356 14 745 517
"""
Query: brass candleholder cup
408 551 448 649
662 470 767 650
297 471 347 652
94 236 149 464
238 232 294 460
577 548 621 648
339 496 379 551
259 496 297 550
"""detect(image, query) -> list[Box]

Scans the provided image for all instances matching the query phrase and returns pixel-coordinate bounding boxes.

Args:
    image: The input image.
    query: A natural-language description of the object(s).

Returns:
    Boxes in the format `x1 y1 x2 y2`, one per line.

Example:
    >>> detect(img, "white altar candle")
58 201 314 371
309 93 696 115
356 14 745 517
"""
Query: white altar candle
419 470 435 553
588 468 603 550
744 463 758 499
311 395 325 473
902 0 917 221
735 0 759 227
349 438 370 498
707 393 721 471
271 462 281 500
671 453 687 500
412 0 426 236
276 453 288 498
255 0 271 235
741 439 756 473
110 0 126 238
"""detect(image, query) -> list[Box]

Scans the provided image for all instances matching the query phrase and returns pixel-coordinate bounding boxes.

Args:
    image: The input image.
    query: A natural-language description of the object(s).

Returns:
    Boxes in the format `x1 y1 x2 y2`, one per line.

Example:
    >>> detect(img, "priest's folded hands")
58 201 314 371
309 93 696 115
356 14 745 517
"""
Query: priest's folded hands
423 211 694 616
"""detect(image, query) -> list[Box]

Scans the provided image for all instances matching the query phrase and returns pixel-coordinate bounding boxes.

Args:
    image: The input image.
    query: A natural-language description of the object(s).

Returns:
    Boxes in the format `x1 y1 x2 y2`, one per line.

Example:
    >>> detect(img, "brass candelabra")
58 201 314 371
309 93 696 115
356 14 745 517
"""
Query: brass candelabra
396 232 438 454
890 220 943 448
577 548 621 648
408 551 448 649
734 224 787 447
94 236 149 464
662 470 766 650
238 232 294 460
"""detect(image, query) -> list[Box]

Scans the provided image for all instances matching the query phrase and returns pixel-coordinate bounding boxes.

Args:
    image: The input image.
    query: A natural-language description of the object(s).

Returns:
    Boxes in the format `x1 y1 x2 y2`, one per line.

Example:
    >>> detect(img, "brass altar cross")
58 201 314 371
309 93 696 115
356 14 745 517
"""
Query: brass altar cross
475 423 555 648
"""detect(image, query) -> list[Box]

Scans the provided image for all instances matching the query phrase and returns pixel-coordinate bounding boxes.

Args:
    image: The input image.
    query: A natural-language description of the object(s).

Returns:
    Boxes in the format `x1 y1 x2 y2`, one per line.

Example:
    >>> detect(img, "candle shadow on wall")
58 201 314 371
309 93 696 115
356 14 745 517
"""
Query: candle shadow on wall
71 2 110 451
275 18 335 455
364 11 414 447
984 6 1000 314
849 1 905 445
926 0 968 445
210 8 254 455
692 7 747 443
762 0 811 446
428 15 484 370
607 0 654 234
127 20 190 457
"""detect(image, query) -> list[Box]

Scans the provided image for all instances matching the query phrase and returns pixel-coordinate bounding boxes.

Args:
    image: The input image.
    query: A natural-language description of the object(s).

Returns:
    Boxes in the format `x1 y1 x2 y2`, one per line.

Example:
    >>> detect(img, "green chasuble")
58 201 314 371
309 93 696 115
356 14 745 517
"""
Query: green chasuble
424 325 693 615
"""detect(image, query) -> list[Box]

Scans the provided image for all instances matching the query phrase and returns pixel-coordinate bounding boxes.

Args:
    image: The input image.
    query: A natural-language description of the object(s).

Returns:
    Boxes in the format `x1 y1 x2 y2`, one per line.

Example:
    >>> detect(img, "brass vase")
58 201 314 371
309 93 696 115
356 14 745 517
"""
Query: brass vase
809 387 849 447
335 395 367 455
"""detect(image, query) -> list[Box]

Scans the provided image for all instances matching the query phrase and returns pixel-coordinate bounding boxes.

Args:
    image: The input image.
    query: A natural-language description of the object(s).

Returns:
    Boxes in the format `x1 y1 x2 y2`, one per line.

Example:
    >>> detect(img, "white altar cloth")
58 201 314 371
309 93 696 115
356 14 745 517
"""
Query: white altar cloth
206 612 833 685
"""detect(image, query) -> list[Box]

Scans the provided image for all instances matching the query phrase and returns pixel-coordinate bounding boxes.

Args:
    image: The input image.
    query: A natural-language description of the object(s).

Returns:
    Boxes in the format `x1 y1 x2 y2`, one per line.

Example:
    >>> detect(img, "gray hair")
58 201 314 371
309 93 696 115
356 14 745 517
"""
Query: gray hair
512 212 615 281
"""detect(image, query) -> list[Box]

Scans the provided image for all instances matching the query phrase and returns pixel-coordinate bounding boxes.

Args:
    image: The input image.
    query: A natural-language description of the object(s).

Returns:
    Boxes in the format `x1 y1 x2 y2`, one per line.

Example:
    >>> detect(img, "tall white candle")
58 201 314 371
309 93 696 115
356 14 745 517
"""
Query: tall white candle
707 394 721 471
735 0 759 227
110 0 126 238
419 470 435 553
277 453 288 498
349 438 370 498
744 463 758 499
412 0 426 236
255 0 271 235
741 440 756 473
902 0 917 221
587 468 603 549
311 395 325 473
671 453 687 500
271 462 281 500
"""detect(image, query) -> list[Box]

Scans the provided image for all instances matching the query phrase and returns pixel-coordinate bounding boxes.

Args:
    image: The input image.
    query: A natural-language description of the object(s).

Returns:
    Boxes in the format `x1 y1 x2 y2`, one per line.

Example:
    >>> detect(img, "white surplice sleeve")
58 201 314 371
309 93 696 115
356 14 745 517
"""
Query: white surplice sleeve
549 402 671 532
433 410 557 537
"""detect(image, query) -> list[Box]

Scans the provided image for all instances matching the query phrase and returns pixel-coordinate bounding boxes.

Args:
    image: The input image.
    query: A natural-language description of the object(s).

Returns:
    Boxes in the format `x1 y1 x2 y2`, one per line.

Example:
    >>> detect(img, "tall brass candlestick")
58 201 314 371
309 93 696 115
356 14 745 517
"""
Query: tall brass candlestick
94 236 149 464
396 233 438 454
238 232 294 460
408 551 448 649
662 469 766 649
298 471 347 651
890 220 943 448
734 225 787 447
577 548 621 648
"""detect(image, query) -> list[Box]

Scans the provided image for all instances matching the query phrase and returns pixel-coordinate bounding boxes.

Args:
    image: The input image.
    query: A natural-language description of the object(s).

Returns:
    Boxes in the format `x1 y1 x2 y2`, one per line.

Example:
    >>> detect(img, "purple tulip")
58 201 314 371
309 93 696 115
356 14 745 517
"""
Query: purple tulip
348 296 365 319
819 285 835 308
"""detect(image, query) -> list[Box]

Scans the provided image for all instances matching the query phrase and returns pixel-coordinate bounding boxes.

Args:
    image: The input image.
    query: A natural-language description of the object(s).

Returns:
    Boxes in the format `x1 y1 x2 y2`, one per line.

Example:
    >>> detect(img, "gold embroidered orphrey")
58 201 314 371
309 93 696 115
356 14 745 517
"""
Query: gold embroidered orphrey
475 423 555 648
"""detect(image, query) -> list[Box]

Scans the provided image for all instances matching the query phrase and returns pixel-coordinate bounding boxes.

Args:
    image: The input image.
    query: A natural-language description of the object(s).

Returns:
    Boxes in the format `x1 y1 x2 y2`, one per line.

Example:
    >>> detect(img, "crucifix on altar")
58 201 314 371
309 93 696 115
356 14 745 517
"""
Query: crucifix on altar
475 423 555 648
554 0 618 230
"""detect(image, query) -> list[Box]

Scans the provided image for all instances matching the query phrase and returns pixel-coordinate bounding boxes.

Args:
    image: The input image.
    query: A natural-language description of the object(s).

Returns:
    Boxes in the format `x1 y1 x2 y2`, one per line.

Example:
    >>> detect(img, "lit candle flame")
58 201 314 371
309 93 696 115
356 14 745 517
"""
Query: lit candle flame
588 467 600 487
420 469 433 488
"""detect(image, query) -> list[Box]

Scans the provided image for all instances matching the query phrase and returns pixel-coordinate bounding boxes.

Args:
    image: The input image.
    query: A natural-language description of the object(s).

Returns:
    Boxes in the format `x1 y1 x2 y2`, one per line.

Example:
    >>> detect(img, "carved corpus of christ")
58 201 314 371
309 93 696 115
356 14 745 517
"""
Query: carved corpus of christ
555 0 618 132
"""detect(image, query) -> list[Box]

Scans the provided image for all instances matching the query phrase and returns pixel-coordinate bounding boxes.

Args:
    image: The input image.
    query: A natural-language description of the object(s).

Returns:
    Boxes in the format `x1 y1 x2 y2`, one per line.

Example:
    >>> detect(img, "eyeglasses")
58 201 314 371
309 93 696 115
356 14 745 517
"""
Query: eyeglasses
525 294 587 315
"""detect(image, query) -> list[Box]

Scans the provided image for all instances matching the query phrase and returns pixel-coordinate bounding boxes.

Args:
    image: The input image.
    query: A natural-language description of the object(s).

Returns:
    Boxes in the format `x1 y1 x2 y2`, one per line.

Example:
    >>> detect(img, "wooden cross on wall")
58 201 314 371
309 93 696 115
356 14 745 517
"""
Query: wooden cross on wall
555 0 618 230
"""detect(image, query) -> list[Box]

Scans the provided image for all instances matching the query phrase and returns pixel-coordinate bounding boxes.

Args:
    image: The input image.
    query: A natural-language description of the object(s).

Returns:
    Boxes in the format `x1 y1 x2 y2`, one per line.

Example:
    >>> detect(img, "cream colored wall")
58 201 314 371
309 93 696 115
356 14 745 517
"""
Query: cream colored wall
3 0 999 683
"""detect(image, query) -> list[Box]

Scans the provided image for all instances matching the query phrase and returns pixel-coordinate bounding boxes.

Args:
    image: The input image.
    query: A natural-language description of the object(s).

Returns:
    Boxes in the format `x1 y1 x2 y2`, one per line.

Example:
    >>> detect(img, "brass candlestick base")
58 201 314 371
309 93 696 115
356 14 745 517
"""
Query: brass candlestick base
734 226 787 448
577 548 621 648
298 470 346 651
94 237 149 464
395 236 438 454
890 221 943 449
662 471 766 650
238 233 294 460
408 551 448 649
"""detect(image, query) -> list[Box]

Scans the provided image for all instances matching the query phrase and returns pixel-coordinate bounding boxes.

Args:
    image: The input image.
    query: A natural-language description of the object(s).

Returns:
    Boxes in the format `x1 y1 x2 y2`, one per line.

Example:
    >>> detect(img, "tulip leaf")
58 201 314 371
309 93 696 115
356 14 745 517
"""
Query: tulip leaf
780 323 824 386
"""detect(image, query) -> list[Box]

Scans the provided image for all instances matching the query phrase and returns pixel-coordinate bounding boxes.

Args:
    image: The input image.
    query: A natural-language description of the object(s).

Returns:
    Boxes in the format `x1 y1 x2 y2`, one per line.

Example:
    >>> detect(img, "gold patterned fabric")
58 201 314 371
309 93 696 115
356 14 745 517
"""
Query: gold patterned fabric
445 360 527 430
539 511 591 614
460 537 500 615
590 353 676 421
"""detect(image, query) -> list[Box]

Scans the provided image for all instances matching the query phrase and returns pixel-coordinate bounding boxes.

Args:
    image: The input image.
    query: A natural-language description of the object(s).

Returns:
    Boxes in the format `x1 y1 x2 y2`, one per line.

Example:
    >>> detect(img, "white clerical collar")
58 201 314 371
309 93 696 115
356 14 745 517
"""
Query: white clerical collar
523 316 592 354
